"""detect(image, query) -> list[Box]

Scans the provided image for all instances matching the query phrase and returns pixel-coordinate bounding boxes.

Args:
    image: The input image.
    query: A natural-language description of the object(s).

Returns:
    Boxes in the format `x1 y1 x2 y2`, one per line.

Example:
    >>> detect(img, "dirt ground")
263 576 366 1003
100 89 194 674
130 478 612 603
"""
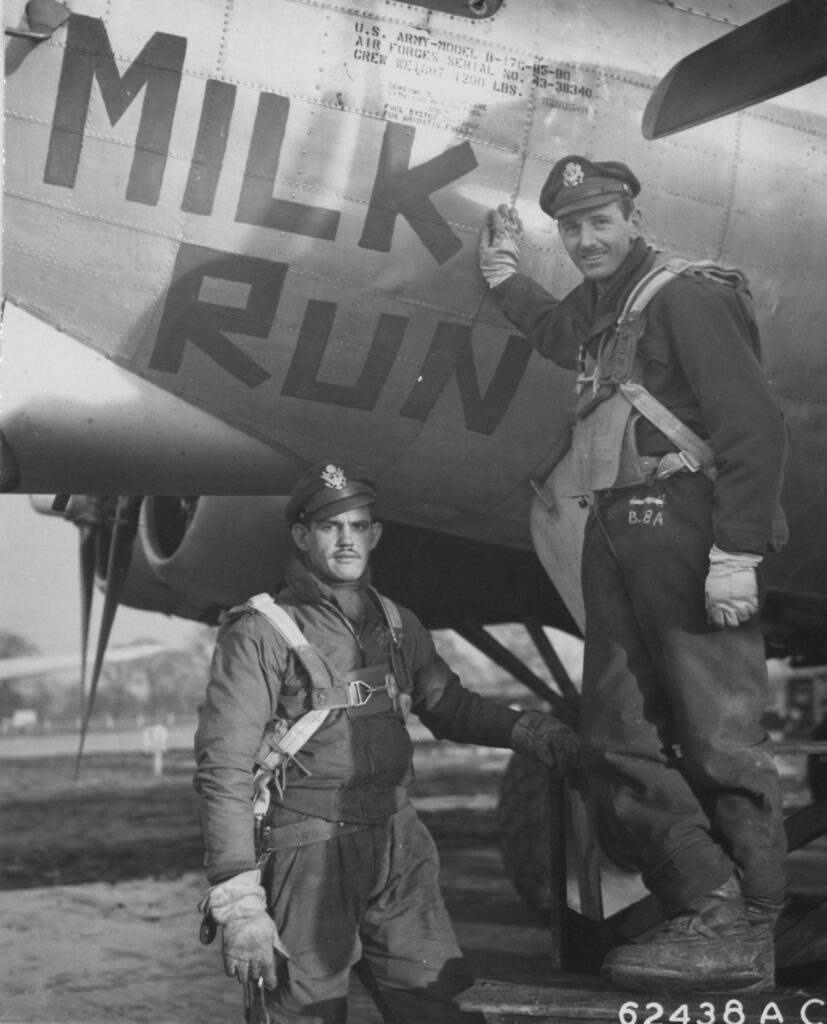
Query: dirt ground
2 728 826 1024
0 730 558 1024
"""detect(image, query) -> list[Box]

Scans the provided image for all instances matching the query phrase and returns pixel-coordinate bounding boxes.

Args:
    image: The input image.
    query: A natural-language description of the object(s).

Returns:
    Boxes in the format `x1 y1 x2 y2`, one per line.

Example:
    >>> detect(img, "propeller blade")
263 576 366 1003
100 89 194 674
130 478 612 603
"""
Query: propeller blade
77 521 96 725
643 0 827 139
73 497 141 780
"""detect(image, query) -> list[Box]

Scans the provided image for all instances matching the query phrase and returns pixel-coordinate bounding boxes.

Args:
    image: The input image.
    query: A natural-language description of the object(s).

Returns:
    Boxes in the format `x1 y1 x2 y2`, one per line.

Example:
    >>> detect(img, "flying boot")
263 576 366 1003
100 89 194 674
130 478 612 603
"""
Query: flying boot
601 876 776 994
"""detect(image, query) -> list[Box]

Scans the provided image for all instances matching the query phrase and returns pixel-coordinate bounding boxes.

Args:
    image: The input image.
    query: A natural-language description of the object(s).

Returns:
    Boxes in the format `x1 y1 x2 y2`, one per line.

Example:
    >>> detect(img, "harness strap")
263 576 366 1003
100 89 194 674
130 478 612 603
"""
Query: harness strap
243 589 406 770
246 590 404 656
264 708 330 762
621 257 746 320
368 586 404 646
313 664 399 712
620 381 716 480
612 258 737 481
246 593 309 647
246 593 334 695
620 257 688 318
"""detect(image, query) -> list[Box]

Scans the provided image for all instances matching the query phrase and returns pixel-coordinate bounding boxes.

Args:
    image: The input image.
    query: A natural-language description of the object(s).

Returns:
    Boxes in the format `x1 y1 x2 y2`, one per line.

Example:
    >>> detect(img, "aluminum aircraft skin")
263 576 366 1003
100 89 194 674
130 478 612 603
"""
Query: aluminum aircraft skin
3 0 827 666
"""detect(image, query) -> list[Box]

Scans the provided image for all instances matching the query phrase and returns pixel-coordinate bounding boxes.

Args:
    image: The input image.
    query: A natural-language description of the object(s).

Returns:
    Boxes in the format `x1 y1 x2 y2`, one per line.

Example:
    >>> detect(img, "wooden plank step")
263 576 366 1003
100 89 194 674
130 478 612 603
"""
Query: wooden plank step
458 975 827 1023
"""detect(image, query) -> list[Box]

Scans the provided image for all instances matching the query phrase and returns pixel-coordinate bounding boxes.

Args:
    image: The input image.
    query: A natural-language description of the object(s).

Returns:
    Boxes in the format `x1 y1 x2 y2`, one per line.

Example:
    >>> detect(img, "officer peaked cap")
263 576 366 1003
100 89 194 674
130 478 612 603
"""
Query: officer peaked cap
540 155 640 219
286 460 377 526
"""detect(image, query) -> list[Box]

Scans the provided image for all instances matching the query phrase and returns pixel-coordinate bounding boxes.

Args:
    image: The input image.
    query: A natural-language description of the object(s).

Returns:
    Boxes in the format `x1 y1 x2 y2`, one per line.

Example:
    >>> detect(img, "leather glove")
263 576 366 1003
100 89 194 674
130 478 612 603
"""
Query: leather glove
705 545 762 629
479 204 523 288
199 869 289 988
510 710 580 776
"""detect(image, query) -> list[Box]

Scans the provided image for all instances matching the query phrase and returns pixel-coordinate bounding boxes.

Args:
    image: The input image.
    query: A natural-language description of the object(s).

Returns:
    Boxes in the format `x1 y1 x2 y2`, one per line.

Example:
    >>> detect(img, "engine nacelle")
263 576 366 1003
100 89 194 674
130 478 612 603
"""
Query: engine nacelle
140 495 293 610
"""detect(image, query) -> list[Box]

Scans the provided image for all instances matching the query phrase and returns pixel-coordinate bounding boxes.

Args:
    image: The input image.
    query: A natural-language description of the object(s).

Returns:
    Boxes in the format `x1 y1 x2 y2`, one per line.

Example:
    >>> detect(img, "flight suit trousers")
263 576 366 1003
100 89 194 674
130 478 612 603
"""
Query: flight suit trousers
253 800 483 1024
579 474 786 917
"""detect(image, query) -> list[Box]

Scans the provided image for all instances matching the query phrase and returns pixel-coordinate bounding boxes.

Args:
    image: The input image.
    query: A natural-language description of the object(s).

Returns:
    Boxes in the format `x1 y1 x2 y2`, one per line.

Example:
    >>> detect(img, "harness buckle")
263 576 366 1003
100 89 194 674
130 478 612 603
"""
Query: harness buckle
347 678 385 707
655 450 704 479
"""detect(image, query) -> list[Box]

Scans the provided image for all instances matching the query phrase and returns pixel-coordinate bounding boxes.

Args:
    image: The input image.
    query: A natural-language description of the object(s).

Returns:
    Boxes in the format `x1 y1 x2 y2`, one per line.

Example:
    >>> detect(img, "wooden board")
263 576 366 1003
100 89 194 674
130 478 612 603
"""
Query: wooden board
458 975 827 1023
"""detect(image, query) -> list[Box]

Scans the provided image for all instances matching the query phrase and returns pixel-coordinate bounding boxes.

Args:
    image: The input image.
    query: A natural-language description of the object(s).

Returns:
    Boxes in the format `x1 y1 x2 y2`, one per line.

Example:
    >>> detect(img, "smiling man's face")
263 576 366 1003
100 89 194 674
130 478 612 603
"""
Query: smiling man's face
557 199 641 284
292 508 382 583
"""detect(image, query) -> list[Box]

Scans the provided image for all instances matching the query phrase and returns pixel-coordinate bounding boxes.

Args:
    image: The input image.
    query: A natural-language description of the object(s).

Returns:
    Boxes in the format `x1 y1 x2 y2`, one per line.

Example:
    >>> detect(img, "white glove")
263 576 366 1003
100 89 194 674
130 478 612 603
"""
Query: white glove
479 204 523 288
199 869 289 988
705 545 762 629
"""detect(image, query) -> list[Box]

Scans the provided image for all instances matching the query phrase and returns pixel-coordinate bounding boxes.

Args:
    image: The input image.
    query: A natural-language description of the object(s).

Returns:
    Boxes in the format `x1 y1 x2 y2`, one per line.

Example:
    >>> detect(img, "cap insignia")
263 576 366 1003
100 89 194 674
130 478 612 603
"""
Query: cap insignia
562 161 585 188
320 464 347 490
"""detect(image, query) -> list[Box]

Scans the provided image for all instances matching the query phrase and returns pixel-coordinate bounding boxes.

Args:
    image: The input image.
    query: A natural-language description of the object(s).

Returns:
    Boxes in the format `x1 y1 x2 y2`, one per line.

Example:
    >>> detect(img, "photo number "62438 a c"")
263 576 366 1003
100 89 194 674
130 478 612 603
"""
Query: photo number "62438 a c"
617 998 827 1024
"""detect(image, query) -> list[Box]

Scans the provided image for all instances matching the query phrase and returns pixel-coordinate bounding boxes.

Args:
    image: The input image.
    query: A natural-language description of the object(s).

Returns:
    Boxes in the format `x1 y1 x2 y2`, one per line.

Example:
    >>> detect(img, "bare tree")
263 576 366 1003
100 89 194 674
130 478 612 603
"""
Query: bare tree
0 630 41 719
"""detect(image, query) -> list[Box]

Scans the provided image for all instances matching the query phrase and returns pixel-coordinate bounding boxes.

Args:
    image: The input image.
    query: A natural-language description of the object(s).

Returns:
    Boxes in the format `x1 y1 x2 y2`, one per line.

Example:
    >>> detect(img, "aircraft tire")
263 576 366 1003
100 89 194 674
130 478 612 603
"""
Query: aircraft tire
497 753 642 919
496 752 554 924
496 753 626 974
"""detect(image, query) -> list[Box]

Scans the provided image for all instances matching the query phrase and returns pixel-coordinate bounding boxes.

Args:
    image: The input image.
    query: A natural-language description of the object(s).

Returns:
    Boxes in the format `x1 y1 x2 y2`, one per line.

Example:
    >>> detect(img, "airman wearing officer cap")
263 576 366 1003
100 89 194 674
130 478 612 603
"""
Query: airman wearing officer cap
479 151 788 996
285 460 377 527
539 155 640 219
196 451 580 1020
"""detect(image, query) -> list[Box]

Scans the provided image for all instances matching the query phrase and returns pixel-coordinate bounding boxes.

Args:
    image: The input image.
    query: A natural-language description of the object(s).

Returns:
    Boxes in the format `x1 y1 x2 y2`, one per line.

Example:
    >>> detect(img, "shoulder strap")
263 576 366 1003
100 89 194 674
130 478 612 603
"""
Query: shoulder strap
248 590 403 647
613 256 747 480
243 594 333 772
366 587 412 697
246 593 311 648
619 381 716 479
244 593 340 693
589 255 679 388
367 587 404 647
620 257 689 321
621 256 747 321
